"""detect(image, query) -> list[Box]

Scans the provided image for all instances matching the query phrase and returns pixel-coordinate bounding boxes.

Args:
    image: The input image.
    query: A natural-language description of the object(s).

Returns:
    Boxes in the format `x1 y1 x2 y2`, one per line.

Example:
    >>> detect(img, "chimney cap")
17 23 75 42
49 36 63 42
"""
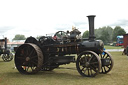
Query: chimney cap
87 15 96 17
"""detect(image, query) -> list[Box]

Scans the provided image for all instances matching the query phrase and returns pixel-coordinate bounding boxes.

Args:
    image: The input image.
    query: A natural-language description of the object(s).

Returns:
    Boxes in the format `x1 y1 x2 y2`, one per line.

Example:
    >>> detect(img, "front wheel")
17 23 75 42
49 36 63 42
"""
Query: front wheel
76 51 101 77
99 51 114 74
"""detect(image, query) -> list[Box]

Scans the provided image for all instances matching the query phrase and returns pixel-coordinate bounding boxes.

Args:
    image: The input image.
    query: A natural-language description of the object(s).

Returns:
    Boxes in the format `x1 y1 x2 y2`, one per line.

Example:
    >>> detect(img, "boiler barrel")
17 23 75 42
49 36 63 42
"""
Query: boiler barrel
79 40 104 54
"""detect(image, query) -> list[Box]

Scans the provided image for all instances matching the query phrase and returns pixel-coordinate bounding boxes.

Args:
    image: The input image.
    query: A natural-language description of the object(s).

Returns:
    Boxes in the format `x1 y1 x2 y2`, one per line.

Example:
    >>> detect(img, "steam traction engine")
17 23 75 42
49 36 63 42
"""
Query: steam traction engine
0 38 13 62
15 15 114 77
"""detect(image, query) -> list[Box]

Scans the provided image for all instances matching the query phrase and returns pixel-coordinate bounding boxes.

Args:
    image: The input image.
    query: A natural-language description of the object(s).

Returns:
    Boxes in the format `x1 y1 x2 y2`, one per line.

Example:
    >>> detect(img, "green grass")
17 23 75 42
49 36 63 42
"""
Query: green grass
0 52 128 85
104 45 123 49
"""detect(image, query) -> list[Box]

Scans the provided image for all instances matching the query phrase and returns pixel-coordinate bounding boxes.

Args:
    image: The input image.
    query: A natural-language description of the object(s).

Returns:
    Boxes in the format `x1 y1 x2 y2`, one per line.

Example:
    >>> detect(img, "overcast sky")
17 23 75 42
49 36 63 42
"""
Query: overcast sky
0 0 128 41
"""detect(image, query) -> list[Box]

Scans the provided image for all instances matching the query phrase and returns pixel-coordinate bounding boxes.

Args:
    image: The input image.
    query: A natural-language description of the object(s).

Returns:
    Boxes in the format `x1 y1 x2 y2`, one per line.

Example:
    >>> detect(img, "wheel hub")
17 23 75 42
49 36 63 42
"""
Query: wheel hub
85 62 90 67
26 57 30 61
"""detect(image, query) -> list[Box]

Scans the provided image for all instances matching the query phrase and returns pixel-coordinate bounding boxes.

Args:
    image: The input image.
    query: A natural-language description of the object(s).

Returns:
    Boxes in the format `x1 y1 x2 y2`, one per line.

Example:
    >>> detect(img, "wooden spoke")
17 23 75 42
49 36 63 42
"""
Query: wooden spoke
17 57 25 60
90 65 97 72
31 61 38 65
83 68 88 73
31 56 38 59
90 62 98 65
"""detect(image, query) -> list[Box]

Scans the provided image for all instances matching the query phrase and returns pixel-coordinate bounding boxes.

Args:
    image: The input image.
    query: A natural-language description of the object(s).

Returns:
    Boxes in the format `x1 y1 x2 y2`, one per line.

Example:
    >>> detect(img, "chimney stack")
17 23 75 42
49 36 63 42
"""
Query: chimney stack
87 15 96 41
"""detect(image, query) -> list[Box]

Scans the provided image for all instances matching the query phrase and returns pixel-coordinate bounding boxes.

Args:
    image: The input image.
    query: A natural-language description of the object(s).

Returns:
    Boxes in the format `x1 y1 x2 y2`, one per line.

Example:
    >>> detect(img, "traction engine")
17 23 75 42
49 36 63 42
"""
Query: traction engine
15 15 114 77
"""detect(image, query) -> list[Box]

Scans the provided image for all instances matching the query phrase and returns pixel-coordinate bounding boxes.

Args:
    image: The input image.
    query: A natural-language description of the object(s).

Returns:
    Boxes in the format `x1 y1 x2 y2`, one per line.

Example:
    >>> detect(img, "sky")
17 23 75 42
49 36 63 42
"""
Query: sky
0 0 128 41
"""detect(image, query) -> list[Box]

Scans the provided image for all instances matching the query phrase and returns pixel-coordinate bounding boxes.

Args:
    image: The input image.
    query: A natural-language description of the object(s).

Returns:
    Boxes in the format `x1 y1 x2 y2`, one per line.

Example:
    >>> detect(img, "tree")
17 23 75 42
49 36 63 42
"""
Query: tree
13 34 26 40
112 26 126 41
82 30 89 38
95 26 113 44
106 26 113 43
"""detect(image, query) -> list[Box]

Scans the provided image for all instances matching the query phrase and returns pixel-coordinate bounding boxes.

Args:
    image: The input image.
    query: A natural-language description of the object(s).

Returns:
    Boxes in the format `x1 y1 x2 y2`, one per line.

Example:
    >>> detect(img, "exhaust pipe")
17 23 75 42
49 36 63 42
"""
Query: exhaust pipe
87 15 96 41
4 37 7 50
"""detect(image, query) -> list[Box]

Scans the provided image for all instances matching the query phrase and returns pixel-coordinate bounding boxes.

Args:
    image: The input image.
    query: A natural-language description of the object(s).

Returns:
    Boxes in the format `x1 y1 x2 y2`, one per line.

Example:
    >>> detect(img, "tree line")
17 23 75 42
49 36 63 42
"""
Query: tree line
82 26 126 44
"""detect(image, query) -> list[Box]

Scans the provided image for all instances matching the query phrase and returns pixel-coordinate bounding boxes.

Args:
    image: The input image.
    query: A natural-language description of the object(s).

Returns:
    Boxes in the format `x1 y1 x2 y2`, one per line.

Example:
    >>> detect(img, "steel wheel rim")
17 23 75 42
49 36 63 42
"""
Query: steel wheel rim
15 43 43 74
76 51 101 77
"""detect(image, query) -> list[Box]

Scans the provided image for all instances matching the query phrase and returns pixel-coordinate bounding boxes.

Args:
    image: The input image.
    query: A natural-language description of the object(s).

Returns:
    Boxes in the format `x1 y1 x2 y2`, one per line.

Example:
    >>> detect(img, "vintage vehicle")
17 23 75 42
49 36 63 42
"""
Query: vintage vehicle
15 15 114 77
0 38 13 62
116 36 123 46
122 34 128 55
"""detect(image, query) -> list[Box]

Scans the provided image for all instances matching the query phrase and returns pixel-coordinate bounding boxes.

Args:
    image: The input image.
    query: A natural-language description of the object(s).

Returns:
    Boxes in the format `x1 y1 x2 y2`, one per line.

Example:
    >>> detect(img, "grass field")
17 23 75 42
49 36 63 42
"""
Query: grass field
0 52 128 85
104 45 123 49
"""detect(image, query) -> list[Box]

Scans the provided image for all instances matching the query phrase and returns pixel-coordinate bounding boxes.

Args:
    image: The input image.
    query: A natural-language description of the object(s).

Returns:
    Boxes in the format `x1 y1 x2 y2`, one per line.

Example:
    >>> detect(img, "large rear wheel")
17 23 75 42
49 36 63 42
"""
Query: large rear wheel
15 43 43 74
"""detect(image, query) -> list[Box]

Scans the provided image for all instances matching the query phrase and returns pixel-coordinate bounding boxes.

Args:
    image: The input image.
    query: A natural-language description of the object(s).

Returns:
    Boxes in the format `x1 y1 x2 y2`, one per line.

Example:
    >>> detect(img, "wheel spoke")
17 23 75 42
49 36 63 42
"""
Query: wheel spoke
83 68 88 73
31 61 38 65
104 54 108 58
90 69 93 76
90 61 98 65
106 55 110 58
22 61 28 66
88 68 90 76
31 56 38 60
103 53 106 58
104 66 106 72
81 67 85 71
26 45 31 56
26 66 29 71
88 55 93 63
91 57 97 62
101 67 104 73
28 49 35 57
90 65 97 72
106 65 110 69
17 57 25 60
31 64 35 71
84 56 88 62
31 67 34 71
